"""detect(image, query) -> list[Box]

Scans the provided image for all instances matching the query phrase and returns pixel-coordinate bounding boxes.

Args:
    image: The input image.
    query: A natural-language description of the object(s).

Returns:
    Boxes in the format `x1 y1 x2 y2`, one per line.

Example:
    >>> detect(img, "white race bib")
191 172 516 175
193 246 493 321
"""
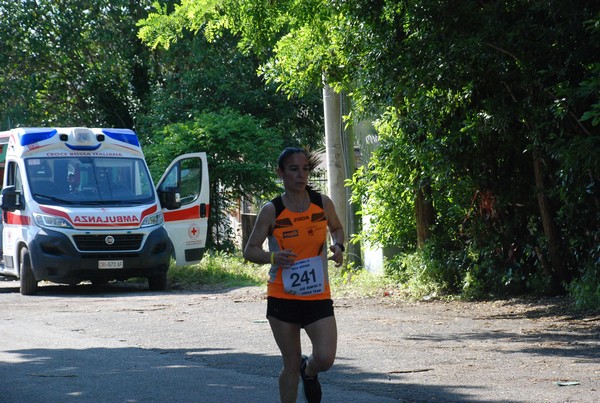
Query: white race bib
282 256 325 296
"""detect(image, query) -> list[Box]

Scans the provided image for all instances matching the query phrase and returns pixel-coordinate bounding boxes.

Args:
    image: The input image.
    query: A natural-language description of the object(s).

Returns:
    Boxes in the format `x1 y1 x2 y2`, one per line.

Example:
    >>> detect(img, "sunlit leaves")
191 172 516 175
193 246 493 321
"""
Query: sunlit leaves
145 108 282 199
0 0 154 128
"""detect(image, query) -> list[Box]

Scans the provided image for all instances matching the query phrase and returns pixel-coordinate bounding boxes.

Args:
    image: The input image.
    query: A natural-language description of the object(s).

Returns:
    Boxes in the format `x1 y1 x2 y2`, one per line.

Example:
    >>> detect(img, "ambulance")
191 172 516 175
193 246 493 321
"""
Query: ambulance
0 127 209 295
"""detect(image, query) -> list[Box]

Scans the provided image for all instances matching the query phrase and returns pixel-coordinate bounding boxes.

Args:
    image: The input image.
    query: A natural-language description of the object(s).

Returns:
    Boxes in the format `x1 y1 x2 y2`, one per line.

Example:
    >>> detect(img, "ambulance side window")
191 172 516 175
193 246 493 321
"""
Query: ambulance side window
158 157 201 205
179 158 201 205
158 167 178 190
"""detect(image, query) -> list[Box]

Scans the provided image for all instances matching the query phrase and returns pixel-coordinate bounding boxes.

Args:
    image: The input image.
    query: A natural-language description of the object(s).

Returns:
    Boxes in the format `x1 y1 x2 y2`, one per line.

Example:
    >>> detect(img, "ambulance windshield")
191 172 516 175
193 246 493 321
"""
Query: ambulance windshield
26 157 155 206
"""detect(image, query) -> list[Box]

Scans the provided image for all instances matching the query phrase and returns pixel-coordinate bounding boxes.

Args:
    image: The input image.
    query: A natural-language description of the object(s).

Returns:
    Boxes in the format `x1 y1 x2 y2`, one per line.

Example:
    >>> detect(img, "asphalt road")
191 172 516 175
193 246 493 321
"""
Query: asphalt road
0 280 398 403
0 278 598 402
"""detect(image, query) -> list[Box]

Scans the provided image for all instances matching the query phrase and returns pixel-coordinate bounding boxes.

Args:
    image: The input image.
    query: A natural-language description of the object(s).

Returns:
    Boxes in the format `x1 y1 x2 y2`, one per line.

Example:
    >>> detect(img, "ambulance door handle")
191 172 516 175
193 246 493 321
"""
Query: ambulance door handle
199 203 207 218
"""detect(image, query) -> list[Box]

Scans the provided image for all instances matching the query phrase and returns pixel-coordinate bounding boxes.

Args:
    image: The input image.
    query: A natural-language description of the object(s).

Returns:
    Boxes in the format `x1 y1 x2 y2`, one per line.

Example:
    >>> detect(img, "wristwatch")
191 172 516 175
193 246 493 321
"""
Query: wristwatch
334 242 345 253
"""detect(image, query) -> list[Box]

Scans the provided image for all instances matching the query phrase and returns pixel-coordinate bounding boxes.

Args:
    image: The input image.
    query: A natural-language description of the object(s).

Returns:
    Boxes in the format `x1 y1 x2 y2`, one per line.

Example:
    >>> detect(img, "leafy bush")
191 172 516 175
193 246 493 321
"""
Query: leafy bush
143 108 283 250
567 242 600 310
384 252 445 300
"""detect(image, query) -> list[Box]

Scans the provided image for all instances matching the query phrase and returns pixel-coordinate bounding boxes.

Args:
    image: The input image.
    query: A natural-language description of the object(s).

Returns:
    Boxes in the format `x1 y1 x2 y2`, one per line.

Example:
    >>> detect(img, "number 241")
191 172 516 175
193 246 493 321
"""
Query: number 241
290 269 316 286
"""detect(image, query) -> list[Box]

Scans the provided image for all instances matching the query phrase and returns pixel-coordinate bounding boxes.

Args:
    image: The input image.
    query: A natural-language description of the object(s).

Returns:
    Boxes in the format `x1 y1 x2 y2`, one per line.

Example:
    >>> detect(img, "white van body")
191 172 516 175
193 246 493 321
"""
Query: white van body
0 127 209 295
0 130 10 246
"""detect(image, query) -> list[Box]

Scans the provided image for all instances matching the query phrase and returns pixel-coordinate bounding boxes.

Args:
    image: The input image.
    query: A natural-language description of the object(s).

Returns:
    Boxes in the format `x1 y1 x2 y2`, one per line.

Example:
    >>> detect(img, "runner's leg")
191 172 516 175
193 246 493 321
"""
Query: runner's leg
304 315 338 376
268 316 302 403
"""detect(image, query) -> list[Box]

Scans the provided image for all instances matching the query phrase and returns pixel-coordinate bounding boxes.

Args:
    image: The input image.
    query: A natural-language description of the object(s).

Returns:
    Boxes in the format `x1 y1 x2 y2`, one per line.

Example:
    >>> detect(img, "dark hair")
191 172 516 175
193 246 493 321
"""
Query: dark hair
277 147 319 171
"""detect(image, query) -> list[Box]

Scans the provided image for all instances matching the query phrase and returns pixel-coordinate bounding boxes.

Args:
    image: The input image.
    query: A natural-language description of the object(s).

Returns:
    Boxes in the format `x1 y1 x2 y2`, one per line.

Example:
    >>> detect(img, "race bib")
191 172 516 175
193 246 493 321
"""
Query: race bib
282 256 325 296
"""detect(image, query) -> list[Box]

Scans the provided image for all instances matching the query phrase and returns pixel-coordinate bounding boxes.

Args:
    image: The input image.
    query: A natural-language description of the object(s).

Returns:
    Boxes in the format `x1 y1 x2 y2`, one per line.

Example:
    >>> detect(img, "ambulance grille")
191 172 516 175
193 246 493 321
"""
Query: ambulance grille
73 234 144 251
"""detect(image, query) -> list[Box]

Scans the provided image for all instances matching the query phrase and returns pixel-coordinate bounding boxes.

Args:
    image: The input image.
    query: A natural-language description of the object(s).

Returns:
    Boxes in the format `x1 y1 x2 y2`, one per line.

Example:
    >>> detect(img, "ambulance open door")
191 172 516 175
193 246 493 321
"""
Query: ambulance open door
157 152 209 266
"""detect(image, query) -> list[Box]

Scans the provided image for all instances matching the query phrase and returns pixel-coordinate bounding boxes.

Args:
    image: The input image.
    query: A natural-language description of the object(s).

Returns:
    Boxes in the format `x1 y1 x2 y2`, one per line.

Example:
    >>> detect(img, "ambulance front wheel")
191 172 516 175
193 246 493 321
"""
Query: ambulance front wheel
148 273 167 291
20 248 39 296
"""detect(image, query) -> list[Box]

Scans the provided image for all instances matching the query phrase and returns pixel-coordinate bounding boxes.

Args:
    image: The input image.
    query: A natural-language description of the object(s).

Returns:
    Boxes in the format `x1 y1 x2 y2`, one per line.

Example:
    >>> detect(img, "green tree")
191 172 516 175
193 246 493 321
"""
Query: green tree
137 2 328 250
145 108 283 249
136 28 323 149
343 1 600 297
137 5 328 249
0 0 153 129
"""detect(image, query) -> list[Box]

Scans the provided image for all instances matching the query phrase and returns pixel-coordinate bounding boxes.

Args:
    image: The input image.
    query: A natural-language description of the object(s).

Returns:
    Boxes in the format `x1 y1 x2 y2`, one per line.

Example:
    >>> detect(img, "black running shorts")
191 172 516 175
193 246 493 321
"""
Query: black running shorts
267 297 334 328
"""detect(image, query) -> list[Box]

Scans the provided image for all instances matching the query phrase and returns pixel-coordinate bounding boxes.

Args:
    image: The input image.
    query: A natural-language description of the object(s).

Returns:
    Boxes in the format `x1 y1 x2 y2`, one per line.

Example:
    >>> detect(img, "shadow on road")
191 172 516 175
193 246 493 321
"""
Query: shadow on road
0 278 187 298
0 277 256 298
0 345 499 403
2 278 597 402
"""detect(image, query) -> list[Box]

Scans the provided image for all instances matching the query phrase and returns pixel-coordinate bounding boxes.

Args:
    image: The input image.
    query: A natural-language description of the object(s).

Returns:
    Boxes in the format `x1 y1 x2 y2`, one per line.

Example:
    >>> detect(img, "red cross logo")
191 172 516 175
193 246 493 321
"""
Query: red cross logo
189 224 199 239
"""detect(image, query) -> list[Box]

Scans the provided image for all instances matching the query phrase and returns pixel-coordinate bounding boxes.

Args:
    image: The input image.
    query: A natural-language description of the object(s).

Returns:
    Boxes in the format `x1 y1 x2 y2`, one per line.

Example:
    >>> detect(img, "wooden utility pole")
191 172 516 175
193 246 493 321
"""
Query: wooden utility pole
323 83 347 233
323 82 360 265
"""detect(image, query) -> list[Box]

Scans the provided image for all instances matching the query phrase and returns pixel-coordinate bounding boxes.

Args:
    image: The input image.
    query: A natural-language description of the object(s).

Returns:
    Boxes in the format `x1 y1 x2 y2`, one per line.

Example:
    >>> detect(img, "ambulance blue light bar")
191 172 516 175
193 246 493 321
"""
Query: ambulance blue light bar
102 129 140 147
19 129 58 146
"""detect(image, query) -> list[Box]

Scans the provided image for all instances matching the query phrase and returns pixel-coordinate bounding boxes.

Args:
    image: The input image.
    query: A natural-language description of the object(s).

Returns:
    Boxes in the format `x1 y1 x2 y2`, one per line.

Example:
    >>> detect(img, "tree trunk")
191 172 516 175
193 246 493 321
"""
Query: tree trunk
532 148 569 293
415 179 436 248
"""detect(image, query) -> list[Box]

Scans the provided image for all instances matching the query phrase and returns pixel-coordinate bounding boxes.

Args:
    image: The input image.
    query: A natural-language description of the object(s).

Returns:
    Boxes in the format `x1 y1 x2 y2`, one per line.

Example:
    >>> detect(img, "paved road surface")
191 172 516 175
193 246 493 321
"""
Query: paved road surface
0 279 598 402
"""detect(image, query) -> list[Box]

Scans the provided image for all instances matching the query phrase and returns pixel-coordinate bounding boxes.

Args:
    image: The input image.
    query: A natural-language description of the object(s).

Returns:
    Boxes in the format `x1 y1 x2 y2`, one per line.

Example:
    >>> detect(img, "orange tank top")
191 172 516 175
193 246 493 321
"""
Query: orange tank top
267 190 331 300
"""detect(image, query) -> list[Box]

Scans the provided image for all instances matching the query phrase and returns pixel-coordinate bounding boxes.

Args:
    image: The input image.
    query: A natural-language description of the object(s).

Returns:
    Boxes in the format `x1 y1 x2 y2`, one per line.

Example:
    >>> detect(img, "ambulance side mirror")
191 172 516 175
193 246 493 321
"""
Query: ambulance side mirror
158 186 181 210
1 186 23 212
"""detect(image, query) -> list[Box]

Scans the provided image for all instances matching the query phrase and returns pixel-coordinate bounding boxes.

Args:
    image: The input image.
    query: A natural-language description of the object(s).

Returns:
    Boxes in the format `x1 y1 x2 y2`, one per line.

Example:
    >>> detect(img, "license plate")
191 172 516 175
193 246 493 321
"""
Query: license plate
98 260 123 269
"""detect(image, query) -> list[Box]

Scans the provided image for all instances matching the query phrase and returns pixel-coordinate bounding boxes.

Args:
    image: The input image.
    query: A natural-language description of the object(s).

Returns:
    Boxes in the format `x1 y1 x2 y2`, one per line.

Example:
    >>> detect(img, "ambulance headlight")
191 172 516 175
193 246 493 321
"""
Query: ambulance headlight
141 212 164 228
33 213 74 229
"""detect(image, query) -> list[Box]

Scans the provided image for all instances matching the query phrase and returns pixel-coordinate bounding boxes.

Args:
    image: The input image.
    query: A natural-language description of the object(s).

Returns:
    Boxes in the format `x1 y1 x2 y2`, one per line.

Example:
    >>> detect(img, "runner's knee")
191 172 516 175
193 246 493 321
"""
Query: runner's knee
282 353 303 372
311 352 335 372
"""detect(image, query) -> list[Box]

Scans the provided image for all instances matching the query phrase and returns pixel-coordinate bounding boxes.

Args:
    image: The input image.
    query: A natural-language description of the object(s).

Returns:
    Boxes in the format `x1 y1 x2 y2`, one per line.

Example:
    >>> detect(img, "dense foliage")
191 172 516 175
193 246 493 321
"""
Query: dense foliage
145 108 284 248
1 1 597 306
139 0 599 306
0 0 152 128
342 1 600 302
137 19 325 249
136 27 324 148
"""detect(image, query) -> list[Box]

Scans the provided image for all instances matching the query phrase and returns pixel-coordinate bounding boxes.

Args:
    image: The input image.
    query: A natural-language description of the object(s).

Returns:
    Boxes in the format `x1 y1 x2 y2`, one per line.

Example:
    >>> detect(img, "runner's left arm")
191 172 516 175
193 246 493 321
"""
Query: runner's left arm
322 194 345 265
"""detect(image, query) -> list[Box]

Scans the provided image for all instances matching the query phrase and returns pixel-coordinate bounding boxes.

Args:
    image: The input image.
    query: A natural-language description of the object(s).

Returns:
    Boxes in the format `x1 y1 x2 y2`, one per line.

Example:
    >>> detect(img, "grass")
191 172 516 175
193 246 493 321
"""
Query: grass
167 250 400 299
167 251 268 290
329 265 403 298
164 252 600 315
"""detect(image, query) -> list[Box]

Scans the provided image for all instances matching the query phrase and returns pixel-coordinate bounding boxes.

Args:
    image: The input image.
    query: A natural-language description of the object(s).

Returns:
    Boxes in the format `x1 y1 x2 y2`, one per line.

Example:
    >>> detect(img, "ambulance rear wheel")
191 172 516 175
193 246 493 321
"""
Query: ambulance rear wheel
148 274 167 291
20 248 38 296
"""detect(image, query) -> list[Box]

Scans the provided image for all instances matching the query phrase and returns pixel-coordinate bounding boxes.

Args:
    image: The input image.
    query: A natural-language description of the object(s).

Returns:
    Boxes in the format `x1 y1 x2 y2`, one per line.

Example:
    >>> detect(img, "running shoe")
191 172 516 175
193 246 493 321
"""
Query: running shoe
300 355 322 403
